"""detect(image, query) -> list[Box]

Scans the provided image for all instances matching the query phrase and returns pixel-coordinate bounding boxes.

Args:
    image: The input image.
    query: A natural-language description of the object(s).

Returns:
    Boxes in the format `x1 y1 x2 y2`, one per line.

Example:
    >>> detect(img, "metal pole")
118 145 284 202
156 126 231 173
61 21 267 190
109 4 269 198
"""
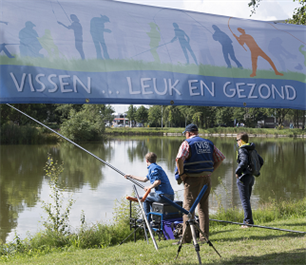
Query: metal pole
6 103 144 189
210 219 306 234
133 185 159 251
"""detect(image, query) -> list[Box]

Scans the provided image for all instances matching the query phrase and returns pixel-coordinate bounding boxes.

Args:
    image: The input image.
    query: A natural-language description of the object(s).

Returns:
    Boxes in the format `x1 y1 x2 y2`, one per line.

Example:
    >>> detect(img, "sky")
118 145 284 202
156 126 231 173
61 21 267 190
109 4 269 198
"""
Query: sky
112 0 301 113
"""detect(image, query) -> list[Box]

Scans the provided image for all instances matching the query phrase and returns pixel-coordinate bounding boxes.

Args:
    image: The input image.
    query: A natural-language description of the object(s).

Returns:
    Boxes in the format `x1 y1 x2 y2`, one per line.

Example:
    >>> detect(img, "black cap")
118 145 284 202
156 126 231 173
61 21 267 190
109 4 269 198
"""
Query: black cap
182 124 198 134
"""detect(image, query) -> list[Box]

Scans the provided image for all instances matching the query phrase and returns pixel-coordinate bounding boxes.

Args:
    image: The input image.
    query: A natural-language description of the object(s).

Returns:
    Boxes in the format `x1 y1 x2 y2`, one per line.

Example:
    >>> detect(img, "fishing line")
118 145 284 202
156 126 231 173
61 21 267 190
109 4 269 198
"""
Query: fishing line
56 0 71 23
210 219 306 234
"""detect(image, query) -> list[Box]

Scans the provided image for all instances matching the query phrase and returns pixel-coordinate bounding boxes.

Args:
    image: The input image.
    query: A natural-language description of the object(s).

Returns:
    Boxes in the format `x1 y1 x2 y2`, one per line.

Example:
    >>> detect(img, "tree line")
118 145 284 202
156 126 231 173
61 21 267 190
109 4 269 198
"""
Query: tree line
1 103 304 131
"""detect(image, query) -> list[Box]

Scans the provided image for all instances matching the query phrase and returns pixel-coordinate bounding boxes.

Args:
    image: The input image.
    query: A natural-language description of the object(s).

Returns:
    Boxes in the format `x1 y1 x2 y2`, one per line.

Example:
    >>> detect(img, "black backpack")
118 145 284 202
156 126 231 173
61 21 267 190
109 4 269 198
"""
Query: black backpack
248 149 262 177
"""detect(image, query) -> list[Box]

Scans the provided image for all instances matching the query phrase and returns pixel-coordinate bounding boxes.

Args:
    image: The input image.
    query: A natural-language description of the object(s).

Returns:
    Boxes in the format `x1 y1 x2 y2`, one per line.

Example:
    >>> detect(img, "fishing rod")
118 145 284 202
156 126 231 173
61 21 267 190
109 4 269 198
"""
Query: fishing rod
210 219 306 234
6 103 145 189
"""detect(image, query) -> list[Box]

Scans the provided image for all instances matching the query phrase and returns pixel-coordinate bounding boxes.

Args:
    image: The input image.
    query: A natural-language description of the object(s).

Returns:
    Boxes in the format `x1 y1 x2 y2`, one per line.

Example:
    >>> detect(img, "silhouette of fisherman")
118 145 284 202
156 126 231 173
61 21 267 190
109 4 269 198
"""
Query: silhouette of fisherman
170 23 198 65
57 14 85 60
38 29 61 59
0 21 14 58
268 37 296 72
233 28 283 77
90 15 111 60
190 25 215 66
147 22 161 63
19 21 43 58
212 25 242 68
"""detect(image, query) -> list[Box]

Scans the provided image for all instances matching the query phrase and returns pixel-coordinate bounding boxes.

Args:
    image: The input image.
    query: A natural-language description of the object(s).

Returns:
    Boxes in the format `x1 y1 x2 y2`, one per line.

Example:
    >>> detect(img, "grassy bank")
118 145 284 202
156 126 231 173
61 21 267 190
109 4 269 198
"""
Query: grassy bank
106 126 306 138
1 198 305 264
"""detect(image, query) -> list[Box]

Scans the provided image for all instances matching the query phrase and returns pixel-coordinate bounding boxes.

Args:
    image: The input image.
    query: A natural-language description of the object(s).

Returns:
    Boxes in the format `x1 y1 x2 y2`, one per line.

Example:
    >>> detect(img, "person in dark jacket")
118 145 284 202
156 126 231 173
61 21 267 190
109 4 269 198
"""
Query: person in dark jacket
235 132 264 228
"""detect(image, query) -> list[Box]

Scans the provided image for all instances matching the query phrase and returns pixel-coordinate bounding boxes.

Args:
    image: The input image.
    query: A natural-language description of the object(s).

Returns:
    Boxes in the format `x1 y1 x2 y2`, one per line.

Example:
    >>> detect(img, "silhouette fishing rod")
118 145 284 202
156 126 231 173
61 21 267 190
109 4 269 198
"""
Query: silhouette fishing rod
210 219 306 234
131 41 171 59
6 103 144 189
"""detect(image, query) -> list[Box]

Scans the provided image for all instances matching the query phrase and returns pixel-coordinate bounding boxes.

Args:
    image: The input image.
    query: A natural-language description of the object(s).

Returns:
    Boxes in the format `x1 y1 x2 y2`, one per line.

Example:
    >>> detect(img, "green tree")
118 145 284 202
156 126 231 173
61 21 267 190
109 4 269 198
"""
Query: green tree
135 105 148 124
60 104 114 141
249 0 306 25
148 105 162 127
178 106 193 127
215 107 234 127
126 105 137 127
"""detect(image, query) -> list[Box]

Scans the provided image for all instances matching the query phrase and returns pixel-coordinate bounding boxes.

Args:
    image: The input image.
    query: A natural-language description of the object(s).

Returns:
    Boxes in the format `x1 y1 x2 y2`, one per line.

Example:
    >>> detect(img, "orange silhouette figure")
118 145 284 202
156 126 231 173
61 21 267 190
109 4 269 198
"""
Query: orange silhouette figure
233 28 284 77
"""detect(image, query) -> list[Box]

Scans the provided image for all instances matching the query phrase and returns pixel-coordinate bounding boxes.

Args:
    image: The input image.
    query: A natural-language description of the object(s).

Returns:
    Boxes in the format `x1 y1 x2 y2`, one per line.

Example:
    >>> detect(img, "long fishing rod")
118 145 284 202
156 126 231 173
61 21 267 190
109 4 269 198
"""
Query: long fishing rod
210 219 306 234
6 104 145 189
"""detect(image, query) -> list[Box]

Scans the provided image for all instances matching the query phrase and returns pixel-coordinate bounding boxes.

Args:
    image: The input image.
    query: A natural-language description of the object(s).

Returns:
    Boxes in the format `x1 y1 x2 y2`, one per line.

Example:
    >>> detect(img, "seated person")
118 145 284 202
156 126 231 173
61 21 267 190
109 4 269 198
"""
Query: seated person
125 152 174 222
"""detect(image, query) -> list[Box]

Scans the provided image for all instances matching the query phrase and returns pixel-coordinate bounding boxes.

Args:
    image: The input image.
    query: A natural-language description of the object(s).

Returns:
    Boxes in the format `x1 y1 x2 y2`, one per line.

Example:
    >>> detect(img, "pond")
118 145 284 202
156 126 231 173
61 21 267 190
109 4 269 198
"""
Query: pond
0 135 305 243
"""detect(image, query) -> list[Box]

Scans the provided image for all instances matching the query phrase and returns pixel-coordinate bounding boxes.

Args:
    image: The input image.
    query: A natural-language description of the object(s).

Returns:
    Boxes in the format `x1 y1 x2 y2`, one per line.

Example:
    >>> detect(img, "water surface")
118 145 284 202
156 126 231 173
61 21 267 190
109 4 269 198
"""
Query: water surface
0 136 305 243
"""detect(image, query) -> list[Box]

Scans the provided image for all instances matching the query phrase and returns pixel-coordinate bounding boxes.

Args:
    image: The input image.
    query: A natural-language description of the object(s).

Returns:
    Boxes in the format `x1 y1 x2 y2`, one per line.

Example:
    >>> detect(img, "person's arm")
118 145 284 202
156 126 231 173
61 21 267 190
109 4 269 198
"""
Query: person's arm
235 148 248 177
212 146 225 172
176 141 189 181
145 179 161 191
57 21 69 29
124 174 148 182
176 158 187 181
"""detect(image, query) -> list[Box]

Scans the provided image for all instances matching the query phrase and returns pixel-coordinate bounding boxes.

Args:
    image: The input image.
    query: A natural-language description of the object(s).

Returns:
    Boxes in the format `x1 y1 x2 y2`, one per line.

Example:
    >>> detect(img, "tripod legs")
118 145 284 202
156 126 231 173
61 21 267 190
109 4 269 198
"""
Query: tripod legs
194 222 222 258
190 222 202 264
175 218 221 264
176 219 202 264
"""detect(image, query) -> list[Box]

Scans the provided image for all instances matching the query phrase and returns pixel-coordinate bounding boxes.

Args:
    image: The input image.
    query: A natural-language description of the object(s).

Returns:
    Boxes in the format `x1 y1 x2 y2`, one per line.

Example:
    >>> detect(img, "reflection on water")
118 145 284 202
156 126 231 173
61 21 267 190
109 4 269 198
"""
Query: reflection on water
0 136 305 243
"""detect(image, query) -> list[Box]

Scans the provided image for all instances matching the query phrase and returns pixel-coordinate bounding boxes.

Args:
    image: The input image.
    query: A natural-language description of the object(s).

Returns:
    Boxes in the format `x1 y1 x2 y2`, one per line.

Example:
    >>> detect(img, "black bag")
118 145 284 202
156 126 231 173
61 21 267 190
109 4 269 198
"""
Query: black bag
248 149 262 177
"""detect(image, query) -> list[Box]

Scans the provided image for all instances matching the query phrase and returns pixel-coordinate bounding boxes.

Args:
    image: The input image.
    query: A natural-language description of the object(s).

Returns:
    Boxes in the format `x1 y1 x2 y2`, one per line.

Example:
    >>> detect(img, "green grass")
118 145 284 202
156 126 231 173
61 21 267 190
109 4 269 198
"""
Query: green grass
1 198 305 264
1 55 305 83
0 217 305 264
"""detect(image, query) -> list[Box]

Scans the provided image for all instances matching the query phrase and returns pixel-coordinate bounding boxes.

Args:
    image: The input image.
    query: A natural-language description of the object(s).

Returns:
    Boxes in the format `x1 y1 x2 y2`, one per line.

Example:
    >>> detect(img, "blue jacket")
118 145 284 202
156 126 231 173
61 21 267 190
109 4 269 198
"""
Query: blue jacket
184 136 214 173
146 163 174 195
235 143 264 179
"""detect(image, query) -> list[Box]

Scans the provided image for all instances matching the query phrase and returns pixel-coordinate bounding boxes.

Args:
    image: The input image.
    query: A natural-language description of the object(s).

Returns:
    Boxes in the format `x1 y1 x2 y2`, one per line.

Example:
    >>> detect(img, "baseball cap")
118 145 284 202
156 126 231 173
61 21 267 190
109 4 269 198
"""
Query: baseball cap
182 124 198 134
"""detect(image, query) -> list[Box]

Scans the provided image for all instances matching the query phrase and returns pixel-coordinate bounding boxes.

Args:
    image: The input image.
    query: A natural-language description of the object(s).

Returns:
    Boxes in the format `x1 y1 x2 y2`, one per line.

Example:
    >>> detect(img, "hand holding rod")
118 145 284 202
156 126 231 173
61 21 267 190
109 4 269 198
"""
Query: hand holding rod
6 104 145 189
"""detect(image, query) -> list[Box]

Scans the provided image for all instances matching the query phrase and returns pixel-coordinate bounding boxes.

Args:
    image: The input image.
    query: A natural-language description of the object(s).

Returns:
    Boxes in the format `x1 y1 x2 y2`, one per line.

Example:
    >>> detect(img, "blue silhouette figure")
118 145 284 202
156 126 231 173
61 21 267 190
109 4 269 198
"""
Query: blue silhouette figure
268 37 296 72
190 24 215 66
170 23 198 65
90 15 111 59
19 21 43 58
212 25 242 68
57 14 85 60
0 21 14 58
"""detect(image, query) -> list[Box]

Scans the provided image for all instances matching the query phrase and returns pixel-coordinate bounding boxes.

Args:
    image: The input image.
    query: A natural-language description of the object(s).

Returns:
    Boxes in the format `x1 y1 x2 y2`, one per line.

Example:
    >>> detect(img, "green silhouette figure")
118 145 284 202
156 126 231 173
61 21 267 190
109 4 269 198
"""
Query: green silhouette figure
0 21 14 58
147 22 161 63
38 29 61 59
299 45 306 67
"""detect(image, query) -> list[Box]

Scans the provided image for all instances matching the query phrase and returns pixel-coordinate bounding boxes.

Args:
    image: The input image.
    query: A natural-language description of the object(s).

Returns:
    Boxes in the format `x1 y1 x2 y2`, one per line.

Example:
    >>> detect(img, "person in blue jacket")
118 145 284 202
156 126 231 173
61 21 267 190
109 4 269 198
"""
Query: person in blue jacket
236 132 264 228
125 152 174 222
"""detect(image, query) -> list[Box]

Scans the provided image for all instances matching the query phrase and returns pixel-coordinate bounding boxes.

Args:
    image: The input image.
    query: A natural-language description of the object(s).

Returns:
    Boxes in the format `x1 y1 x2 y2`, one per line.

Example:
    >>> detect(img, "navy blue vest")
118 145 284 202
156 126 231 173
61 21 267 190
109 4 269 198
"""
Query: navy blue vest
184 136 214 173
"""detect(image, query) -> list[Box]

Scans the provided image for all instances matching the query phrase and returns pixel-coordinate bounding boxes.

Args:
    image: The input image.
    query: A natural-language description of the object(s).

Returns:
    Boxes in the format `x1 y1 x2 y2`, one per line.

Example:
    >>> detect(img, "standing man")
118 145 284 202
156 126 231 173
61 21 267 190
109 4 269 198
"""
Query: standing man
235 132 264 228
125 152 174 223
176 124 225 243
